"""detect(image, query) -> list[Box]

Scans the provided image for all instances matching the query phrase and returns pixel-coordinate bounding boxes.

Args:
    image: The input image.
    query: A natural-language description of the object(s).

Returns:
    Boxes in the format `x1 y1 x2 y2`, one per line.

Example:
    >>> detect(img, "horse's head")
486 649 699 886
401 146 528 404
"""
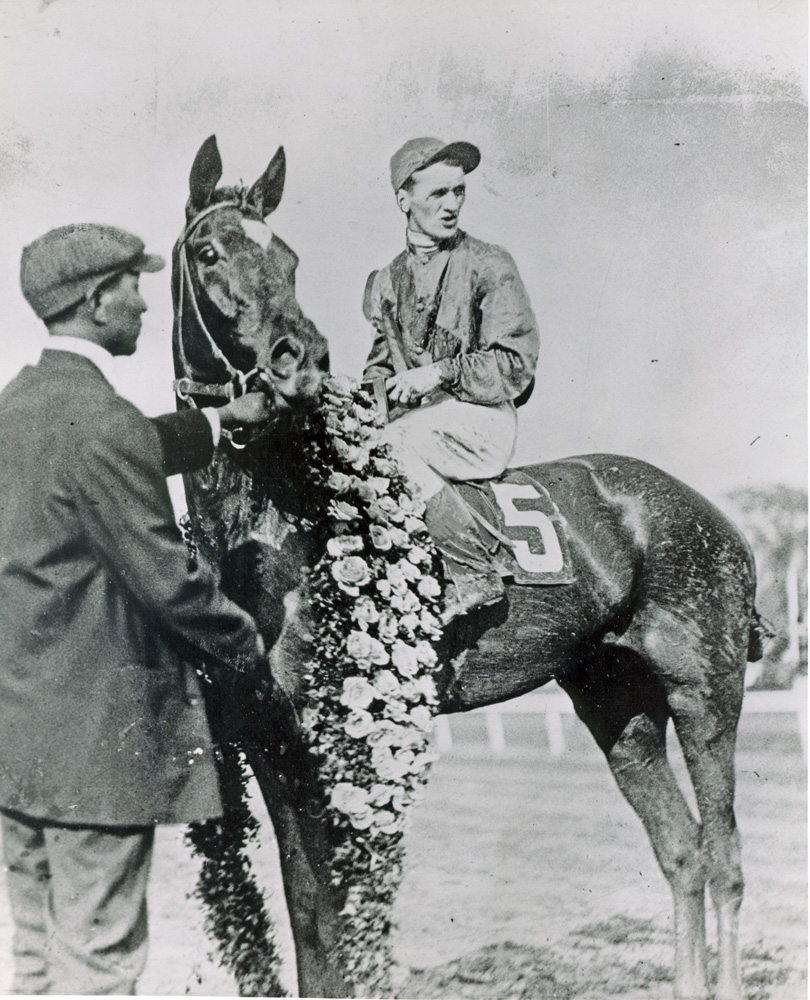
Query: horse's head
172 135 329 415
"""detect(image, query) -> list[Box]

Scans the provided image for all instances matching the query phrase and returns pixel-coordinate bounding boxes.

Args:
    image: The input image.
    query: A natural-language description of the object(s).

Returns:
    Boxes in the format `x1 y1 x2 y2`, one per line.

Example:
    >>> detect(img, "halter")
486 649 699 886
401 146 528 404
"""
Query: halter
172 200 263 447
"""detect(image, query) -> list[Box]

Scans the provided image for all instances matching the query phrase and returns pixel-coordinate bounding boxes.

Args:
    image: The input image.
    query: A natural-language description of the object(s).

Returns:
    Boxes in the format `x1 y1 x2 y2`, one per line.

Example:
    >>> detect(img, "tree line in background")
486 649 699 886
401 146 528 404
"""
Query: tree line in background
722 485 807 690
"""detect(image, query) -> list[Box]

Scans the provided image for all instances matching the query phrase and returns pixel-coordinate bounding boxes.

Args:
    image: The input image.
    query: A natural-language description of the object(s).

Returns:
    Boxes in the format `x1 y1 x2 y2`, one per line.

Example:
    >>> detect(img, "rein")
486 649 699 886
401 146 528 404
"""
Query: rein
173 200 263 447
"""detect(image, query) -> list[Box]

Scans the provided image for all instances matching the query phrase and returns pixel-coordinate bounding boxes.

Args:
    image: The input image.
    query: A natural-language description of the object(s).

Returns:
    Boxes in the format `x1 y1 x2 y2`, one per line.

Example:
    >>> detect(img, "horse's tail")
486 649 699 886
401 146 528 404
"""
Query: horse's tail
747 609 775 663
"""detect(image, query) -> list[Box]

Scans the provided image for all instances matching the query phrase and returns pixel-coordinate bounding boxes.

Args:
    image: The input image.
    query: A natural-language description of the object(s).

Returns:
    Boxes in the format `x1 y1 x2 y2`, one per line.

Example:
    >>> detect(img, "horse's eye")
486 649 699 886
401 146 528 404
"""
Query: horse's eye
197 245 219 266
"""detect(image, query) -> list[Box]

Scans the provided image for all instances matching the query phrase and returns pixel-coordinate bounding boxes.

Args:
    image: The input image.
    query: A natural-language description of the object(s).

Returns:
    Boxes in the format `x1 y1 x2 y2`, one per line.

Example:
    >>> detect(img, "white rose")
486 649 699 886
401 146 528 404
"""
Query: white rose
326 534 364 558
399 679 422 703
369 525 393 551
330 782 369 815
409 705 434 732
390 589 421 614
417 576 442 600
373 669 401 699
399 612 420 636
391 640 419 678
343 709 376 739
339 673 377 710
420 608 442 637
416 674 439 704
376 579 392 599
373 810 401 834
407 545 431 565
367 477 391 496
351 595 380 627
414 641 438 668
378 611 399 644
388 527 411 548
404 515 426 535
368 783 394 807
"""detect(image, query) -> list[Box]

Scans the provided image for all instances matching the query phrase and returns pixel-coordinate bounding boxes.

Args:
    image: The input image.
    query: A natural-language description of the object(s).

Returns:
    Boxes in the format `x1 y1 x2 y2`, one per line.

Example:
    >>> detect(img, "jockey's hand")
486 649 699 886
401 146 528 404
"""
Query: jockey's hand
218 391 274 429
386 364 443 407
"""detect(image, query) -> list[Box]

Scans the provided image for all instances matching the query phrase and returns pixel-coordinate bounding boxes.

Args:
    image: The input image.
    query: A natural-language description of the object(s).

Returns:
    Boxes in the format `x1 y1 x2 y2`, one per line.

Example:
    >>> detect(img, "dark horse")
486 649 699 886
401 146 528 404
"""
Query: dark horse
173 136 764 1000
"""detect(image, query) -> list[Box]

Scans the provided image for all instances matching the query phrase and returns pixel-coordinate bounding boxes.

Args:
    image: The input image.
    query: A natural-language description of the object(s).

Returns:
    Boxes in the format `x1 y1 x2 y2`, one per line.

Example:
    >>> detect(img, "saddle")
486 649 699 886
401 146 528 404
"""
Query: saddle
453 469 575 586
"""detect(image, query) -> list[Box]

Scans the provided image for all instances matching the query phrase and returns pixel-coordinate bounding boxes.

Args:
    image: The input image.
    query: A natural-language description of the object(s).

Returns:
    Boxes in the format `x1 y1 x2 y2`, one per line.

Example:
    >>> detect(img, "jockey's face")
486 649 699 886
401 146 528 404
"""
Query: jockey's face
397 161 466 240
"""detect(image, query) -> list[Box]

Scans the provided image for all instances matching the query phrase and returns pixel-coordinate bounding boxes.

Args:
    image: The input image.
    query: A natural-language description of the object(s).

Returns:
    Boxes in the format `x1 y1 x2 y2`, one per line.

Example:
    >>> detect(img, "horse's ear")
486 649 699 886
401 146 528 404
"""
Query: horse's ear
247 146 286 219
189 135 223 211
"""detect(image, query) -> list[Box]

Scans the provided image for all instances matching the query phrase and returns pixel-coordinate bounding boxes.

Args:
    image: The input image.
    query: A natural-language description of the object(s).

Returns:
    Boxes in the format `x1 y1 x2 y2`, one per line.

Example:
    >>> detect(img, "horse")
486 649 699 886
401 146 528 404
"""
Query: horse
172 135 764 1000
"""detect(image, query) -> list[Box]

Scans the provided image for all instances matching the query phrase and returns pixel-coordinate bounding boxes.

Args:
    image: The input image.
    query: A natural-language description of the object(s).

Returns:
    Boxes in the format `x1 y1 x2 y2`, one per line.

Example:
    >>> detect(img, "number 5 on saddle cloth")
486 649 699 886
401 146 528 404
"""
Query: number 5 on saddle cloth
452 469 575 587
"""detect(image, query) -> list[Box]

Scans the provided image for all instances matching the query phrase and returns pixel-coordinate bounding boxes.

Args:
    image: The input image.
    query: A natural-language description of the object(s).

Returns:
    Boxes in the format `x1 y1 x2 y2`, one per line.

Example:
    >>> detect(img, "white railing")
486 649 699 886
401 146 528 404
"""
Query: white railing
434 676 808 758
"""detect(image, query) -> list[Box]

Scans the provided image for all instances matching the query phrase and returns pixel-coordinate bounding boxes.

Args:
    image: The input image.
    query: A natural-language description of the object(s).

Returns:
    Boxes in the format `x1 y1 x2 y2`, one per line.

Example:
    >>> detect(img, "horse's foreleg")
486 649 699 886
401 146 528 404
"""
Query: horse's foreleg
561 656 710 1000
246 747 354 999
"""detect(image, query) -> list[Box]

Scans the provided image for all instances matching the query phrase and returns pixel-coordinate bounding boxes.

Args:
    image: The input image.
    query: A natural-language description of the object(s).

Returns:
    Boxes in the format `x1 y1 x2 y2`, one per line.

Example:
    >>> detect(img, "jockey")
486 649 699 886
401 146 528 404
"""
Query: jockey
362 137 540 622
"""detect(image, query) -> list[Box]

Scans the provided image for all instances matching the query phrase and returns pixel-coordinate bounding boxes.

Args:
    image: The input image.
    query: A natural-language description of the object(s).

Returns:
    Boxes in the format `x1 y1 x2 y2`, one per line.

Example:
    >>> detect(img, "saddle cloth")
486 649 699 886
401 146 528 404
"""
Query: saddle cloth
455 469 575 586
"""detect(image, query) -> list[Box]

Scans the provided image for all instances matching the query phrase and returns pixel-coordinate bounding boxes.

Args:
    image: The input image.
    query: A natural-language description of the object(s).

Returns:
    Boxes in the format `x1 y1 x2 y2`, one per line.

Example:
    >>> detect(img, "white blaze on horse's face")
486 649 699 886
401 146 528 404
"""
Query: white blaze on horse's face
241 218 274 251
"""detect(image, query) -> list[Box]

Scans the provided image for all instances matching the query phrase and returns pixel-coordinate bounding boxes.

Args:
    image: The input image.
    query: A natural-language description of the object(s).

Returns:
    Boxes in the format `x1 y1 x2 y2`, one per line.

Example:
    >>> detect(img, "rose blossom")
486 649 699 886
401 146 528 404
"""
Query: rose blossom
398 494 425 517
327 471 352 494
420 609 442 637
328 500 360 523
409 705 434 732
415 674 439 704
339 674 377 710
376 579 392 599
368 783 394 807
351 595 380 627
369 525 393 551
366 719 407 747
374 810 401 834
354 481 377 503
331 556 371 595
390 589 421 614
377 611 398 644
404 515 426 535
399 679 422 703
330 782 369 815
391 640 419 678
372 669 401 699
370 745 410 781
417 575 442 599
415 641 438 668
326 535 364 558
376 496 404 523
346 631 389 666
343 709 376 739
367 477 391 496
372 457 399 477
407 545 431 565
388 526 411 548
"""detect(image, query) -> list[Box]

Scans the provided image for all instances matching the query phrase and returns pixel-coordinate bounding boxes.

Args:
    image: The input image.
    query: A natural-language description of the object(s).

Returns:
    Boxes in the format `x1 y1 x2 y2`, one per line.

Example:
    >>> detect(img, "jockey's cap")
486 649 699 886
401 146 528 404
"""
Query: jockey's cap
390 137 480 192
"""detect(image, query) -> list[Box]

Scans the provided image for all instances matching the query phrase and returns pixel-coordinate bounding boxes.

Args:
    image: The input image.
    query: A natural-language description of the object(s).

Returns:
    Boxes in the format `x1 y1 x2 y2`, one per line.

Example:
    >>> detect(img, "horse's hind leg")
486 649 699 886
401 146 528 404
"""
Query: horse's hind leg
561 647 710 1000
635 612 746 1000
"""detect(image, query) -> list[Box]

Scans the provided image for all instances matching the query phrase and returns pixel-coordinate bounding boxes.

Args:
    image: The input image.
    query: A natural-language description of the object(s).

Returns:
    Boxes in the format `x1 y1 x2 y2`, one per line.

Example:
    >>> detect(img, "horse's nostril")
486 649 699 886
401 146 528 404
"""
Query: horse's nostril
268 337 301 379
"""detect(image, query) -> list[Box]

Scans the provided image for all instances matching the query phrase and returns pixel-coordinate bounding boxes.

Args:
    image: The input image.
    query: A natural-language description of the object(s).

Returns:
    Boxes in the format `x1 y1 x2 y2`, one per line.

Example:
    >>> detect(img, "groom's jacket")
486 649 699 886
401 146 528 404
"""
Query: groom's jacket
0 349 259 827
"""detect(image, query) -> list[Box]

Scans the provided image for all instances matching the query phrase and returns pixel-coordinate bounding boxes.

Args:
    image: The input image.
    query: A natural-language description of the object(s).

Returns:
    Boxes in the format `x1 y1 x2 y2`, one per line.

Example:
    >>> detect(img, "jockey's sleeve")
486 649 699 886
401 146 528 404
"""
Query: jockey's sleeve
445 250 539 406
361 271 397 383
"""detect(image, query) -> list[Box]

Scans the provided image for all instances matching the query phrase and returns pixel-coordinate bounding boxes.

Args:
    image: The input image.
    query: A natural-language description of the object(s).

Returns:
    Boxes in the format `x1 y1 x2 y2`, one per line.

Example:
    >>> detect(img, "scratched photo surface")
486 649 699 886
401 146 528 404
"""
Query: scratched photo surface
0 1 805 998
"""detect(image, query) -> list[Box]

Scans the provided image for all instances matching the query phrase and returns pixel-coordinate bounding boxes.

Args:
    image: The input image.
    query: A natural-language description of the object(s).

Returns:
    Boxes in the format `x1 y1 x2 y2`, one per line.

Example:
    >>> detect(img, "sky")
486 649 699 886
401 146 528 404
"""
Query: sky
0 0 806 503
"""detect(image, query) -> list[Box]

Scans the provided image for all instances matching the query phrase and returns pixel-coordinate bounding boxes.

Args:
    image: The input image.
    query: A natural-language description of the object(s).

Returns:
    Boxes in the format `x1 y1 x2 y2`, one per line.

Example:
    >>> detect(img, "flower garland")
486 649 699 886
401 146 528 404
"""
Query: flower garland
298 375 446 995
182 375 446 997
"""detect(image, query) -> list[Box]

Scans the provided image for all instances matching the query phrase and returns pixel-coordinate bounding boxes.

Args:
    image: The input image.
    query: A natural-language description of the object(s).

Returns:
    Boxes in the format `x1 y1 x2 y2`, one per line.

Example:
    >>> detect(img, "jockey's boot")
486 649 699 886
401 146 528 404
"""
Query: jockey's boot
424 485 505 625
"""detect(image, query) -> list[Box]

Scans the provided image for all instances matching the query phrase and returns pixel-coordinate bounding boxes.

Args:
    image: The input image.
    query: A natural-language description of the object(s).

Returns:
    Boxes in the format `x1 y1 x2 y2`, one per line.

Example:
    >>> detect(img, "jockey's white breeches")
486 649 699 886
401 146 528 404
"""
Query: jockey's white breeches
380 392 517 499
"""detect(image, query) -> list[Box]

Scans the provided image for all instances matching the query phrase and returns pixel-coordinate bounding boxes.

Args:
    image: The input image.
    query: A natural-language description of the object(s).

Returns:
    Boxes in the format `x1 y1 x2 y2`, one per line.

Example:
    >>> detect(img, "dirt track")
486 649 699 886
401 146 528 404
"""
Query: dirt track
0 711 804 999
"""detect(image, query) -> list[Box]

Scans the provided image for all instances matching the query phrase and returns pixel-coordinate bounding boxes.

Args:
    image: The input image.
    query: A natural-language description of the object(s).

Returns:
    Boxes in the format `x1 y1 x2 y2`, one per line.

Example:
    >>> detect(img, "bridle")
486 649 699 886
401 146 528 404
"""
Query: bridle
172 199 266 448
